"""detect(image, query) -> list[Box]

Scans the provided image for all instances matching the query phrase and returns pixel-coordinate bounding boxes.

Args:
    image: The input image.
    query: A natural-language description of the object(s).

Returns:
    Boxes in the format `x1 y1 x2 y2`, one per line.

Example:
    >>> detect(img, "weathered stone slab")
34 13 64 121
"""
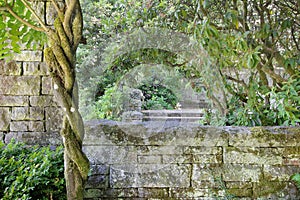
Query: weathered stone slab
264 165 299 181
110 164 191 188
228 127 288 147
10 121 29 131
138 155 162 164
86 175 108 189
42 76 52 94
192 164 223 182
5 131 61 145
30 107 44 120
23 62 48 75
253 181 293 199
13 50 43 62
162 154 192 164
222 164 261 182
90 164 109 175
138 188 169 198
0 107 11 131
0 61 21 75
193 154 222 164
45 107 63 131
0 76 40 95
224 147 283 165
137 145 184 155
30 96 56 106
184 146 222 155
0 95 29 106
11 107 29 120
83 146 138 164
28 121 44 132
84 188 138 199
169 188 211 198
83 120 228 146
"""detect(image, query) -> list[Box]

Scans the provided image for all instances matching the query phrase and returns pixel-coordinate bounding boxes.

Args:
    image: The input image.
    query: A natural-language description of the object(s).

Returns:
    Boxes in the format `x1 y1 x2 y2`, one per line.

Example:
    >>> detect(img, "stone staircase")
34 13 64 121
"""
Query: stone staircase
141 90 210 123
142 109 205 123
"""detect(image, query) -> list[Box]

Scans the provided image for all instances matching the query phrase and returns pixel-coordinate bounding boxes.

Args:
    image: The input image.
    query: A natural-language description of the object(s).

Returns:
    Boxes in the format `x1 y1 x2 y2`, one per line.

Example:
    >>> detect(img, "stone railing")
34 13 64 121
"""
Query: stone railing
83 120 300 199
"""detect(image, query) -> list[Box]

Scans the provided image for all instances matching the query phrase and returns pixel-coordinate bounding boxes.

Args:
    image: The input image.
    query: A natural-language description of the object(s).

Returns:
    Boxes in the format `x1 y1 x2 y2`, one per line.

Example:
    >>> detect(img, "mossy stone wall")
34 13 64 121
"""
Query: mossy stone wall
83 120 300 199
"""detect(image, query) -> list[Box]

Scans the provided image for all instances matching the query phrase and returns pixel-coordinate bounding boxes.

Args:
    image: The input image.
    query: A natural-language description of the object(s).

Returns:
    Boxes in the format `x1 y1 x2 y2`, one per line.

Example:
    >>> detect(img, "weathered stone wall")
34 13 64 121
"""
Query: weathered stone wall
83 120 300 199
0 60 62 144
1 2 300 199
0 1 63 145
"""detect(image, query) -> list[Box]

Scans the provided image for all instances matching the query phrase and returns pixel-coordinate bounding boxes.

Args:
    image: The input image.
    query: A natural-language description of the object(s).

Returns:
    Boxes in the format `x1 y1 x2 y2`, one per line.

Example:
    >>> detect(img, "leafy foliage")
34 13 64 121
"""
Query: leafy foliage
138 78 178 110
79 0 299 126
0 140 66 200
0 1 46 59
292 173 300 192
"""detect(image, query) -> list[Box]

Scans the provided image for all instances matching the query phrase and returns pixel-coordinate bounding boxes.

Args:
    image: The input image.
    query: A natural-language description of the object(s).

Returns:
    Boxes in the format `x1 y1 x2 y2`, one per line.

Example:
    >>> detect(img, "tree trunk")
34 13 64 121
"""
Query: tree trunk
43 1 90 199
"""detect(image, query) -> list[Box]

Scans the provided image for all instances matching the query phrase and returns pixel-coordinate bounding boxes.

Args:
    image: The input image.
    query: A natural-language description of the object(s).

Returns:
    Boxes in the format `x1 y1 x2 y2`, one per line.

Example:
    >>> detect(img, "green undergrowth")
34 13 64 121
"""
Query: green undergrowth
0 140 66 200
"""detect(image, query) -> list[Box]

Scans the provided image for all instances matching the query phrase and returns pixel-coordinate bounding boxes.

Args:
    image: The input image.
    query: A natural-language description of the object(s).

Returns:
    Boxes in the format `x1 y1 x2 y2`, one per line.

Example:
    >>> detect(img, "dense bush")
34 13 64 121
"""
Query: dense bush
0 140 66 200
138 80 178 110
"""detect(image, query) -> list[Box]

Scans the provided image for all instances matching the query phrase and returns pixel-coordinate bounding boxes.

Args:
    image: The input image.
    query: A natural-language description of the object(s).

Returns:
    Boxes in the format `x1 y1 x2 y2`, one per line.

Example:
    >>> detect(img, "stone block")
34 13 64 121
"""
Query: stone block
138 188 169 198
83 146 137 164
23 62 48 75
30 96 56 107
263 165 299 181
0 61 21 75
222 164 261 182
285 128 300 146
253 181 287 198
5 131 61 145
90 164 109 175
29 121 44 132
0 95 29 106
226 182 253 197
169 188 211 198
11 107 29 120
224 147 283 165
137 145 184 155
110 164 191 188
184 146 222 155
30 107 44 120
193 154 222 164
45 107 63 131
84 188 138 198
192 164 223 183
228 127 286 147
86 175 108 189
42 76 53 94
0 108 11 131
162 154 192 164
138 155 162 164
0 76 40 95
10 121 29 131
13 50 43 62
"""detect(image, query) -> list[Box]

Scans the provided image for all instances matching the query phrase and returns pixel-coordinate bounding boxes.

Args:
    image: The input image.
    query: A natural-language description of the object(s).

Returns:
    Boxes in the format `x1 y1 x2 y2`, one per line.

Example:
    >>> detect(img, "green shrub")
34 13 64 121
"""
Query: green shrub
0 140 66 200
292 173 300 191
138 80 178 110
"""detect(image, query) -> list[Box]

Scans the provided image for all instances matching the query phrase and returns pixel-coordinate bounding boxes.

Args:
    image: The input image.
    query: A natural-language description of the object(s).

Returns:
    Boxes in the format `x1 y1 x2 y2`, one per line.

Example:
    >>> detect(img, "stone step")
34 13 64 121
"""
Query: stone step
141 109 204 123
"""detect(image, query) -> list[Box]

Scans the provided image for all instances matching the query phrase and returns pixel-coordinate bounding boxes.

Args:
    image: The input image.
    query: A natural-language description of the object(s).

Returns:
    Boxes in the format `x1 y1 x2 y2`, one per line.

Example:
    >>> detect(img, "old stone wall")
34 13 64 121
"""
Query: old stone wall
83 120 300 199
0 1 63 145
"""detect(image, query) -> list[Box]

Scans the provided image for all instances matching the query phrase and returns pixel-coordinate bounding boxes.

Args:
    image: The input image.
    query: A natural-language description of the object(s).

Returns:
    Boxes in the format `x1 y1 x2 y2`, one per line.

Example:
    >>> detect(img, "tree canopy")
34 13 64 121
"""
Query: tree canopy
79 0 299 126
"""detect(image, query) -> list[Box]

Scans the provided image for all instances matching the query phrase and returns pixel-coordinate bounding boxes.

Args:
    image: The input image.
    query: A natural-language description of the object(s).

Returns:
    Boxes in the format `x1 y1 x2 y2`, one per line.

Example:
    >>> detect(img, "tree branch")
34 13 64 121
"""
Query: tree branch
0 5 44 32
19 0 49 32
63 0 78 42
51 0 64 22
